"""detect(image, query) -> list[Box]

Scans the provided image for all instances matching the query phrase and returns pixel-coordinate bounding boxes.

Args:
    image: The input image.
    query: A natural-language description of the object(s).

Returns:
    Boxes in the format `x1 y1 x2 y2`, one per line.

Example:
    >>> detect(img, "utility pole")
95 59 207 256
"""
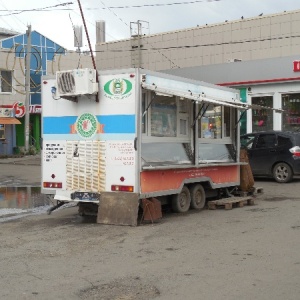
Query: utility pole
25 25 31 152
137 20 141 68
130 20 149 68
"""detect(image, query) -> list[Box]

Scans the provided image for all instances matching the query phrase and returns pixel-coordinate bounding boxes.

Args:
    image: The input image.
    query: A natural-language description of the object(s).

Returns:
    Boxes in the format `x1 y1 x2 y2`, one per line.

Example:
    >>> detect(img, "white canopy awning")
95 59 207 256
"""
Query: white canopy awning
141 82 284 113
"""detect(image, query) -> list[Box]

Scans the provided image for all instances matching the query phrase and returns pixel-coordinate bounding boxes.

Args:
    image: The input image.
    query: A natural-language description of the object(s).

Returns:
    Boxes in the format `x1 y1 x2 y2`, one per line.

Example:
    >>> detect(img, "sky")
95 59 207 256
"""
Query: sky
0 0 300 51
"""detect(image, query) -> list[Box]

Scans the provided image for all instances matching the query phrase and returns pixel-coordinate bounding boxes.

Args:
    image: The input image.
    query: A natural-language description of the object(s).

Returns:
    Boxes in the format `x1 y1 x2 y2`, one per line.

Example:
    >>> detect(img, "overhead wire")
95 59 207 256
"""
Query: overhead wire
0 2 73 17
0 0 26 29
0 32 299 54
98 0 180 68
95 0 222 9
55 0 118 47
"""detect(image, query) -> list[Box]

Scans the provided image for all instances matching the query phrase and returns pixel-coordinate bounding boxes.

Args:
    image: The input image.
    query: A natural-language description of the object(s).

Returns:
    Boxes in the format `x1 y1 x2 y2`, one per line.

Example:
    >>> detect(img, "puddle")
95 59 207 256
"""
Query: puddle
0 186 52 221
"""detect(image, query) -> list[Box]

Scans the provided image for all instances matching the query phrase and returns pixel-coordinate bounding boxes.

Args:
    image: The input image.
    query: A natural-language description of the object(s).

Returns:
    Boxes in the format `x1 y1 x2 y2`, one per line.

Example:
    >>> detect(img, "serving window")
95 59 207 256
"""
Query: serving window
198 104 231 139
142 92 190 139
151 95 177 137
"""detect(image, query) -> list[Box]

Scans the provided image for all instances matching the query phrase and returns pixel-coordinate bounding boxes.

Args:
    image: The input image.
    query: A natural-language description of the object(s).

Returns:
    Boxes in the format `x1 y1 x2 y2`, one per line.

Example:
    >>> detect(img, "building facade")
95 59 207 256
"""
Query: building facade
96 10 300 71
95 9 300 134
0 29 93 155
163 55 300 134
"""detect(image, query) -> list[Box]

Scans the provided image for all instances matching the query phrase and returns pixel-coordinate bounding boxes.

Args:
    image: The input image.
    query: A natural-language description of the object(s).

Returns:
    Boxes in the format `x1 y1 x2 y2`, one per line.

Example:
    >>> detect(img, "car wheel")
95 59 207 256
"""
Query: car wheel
190 184 206 210
273 162 293 183
172 186 191 213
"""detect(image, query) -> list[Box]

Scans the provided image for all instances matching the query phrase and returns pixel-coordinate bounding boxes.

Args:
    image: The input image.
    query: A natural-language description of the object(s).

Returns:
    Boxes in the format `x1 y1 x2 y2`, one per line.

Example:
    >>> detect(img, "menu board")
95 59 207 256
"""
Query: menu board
106 141 135 166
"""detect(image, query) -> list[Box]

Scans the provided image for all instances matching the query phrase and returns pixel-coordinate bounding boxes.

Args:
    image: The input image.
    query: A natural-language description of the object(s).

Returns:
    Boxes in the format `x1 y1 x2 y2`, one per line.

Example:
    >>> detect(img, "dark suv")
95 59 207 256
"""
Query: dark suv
240 131 300 183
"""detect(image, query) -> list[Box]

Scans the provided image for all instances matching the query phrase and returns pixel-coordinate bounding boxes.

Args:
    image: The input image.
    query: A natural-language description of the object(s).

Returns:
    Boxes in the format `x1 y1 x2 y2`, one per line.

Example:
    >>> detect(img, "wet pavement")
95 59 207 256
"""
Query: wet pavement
0 154 41 166
0 154 47 220
0 154 41 187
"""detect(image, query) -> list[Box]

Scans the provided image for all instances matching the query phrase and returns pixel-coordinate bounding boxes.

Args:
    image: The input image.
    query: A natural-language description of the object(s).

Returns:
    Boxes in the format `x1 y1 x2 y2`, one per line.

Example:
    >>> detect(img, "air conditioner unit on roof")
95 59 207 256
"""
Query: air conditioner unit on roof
56 68 98 97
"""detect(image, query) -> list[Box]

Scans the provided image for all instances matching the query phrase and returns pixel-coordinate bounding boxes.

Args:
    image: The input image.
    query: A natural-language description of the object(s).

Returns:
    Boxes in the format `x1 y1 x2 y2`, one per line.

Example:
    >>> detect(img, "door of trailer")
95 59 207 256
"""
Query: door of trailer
96 70 140 225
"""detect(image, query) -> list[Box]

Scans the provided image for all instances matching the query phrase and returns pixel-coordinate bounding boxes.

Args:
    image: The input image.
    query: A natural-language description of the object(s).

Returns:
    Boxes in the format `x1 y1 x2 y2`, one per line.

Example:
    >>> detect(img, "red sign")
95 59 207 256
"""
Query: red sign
293 61 300 72
29 105 42 114
13 102 25 118
0 102 42 118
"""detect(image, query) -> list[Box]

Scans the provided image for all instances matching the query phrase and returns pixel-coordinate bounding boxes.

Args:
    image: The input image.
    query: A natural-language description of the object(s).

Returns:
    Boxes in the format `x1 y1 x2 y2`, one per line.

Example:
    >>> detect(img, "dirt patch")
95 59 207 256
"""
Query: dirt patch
78 277 160 300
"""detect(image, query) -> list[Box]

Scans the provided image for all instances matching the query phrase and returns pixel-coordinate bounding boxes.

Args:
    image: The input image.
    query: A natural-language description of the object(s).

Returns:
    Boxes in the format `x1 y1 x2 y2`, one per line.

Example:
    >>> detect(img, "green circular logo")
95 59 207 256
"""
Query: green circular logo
76 113 98 139
104 78 132 98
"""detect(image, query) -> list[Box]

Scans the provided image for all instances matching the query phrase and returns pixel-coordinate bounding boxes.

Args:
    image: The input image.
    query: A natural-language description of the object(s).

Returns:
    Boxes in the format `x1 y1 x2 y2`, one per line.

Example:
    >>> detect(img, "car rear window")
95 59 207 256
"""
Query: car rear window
277 135 293 147
256 134 276 148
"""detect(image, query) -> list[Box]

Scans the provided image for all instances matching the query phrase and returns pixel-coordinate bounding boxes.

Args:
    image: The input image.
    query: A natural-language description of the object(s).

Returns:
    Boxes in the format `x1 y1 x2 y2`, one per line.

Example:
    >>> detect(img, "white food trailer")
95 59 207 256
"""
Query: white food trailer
41 68 269 225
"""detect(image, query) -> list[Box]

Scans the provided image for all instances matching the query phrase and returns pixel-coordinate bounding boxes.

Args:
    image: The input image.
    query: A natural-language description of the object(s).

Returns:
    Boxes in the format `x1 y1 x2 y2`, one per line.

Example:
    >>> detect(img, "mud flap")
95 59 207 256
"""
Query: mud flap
97 192 139 226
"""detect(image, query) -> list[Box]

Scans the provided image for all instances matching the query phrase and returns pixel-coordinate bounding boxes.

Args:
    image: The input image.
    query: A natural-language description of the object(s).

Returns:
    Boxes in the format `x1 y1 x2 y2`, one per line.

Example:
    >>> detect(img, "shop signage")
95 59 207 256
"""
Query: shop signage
13 102 25 118
29 105 42 114
0 107 14 117
0 103 42 118
293 61 300 72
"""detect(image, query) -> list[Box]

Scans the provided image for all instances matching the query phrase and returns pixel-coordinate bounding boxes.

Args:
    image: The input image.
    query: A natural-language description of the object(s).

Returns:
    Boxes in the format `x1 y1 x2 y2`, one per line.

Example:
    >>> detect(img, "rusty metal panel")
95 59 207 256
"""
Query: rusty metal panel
97 192 139 226
141 198 162 222
140 165 240 194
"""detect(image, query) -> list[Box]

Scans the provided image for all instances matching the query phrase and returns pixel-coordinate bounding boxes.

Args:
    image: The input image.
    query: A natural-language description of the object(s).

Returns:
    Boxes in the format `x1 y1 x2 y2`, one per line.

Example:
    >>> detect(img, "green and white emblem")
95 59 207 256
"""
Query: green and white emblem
104 78 132 99
76 113 98 139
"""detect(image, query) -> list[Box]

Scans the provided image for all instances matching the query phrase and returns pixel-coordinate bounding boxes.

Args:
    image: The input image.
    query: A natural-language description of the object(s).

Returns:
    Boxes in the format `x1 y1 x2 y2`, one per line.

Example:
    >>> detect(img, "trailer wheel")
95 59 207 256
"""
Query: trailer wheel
190 184 206 210
172 186 191 213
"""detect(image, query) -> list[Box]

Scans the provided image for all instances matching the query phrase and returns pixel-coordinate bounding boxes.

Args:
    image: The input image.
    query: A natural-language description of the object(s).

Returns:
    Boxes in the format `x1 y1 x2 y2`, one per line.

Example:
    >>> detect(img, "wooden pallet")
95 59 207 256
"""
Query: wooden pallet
235 186 264 197
208 196 255 210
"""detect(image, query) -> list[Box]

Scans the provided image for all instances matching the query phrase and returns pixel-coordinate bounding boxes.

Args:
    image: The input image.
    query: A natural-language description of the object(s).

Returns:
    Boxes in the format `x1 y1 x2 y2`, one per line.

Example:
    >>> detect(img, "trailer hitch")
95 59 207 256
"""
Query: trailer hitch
47 201 66 215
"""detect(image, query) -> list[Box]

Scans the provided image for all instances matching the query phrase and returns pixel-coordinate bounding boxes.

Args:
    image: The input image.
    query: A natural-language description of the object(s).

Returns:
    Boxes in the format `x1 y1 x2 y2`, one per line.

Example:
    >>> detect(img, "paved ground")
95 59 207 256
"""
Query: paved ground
0 154 41 186
0 156 299 300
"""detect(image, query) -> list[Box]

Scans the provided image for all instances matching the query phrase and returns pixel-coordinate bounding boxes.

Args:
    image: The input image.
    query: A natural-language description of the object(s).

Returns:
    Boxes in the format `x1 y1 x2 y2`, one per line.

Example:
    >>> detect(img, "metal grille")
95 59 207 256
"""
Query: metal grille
66 141 106 192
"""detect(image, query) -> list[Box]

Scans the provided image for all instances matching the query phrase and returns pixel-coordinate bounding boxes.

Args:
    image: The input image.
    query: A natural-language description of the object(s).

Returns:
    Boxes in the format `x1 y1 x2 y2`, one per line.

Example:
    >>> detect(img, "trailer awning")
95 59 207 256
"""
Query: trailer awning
141 83 284 113
0 117 21 125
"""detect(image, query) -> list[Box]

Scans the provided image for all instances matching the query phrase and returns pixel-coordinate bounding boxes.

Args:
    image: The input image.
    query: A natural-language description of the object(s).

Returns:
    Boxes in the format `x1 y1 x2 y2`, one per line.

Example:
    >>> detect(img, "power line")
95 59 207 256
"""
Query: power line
99 0 222 9
54 0 117 45
0 33 298 54
0 2 73 17
0 0 26 28
94 34 300 54
0 0 223 16
99 0 129 27
98 1 180 68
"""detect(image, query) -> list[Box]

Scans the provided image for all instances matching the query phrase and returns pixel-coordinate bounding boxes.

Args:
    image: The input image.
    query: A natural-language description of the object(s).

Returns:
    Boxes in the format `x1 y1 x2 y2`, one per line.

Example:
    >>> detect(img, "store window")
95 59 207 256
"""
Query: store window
198 104 222 139
282 94 300 131
0 70 12 93
150 95 177 137
252 96 273 132
0 124 5 139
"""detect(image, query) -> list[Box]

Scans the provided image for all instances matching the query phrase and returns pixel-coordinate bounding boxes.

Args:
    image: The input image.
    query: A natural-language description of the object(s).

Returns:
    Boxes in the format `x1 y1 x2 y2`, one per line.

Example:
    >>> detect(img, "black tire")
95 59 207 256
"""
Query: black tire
190 184 206 210
172 186 191 213
273 162 293 183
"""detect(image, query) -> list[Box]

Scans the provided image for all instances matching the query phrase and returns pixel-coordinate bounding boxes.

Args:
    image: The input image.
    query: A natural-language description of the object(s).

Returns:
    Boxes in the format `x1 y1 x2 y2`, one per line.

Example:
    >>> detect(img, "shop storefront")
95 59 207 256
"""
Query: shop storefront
0 103 41 155
282 93 300 131
164 55 300 134
245 82 300 133
0 107 21 155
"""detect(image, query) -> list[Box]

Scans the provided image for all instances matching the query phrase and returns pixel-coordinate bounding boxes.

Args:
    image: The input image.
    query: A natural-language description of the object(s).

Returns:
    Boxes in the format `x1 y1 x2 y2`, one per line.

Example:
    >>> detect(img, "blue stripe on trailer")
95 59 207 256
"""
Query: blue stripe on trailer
43 115 136 134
